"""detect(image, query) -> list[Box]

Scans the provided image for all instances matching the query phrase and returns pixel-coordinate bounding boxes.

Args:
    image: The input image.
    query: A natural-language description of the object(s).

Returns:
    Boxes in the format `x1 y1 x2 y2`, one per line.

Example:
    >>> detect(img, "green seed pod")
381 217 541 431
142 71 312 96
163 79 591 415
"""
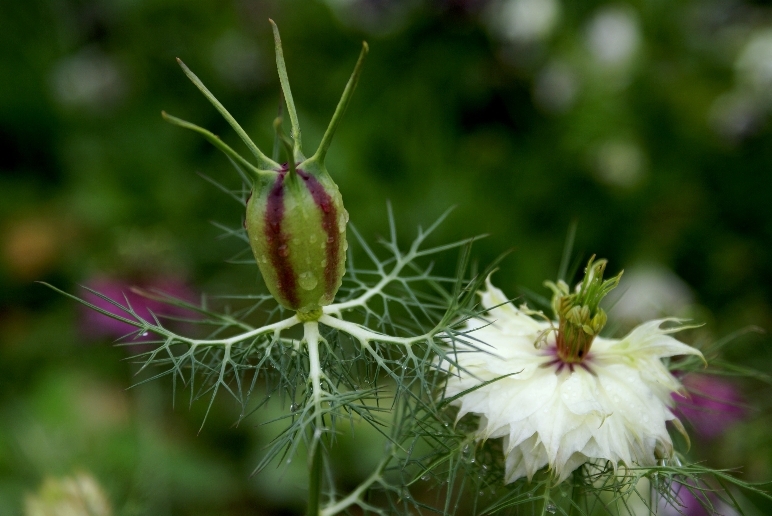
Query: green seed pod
163 20 367 319
246 157 349 316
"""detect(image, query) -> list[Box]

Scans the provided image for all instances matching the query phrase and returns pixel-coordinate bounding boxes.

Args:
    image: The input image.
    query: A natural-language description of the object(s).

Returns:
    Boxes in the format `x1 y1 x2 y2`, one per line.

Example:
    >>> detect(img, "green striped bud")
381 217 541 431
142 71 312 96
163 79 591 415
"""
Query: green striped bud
164 21 367 320
246 160 349 317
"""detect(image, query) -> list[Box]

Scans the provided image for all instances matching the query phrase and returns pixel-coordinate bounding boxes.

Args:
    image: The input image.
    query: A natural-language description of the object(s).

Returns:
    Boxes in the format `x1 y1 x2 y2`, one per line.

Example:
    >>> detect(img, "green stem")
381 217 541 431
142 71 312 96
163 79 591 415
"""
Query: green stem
304 321 325 516
269 19 303 161
539 475 552 516
568 468 583 516
312 41 369 165
307 439 323 516
176 58 278 169
162 111 265 181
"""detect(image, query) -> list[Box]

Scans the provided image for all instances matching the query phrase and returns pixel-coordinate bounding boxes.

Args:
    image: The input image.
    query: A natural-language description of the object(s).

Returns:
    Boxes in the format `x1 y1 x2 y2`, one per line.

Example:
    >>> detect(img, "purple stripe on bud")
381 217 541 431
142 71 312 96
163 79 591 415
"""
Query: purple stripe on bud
265 170 299 308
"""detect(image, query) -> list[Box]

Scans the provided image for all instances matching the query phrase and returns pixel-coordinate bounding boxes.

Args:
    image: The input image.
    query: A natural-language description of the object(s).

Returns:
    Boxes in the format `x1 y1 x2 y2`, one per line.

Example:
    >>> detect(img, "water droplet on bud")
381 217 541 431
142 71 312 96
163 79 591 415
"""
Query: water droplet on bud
299 272 318 290
278 244 289 257
338 210 349 233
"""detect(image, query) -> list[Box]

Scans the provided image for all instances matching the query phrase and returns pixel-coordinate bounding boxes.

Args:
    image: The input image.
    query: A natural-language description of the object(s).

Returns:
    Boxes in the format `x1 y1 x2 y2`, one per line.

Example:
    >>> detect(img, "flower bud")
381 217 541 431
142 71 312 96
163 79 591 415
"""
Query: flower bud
164 21 367 319
246 161 349 317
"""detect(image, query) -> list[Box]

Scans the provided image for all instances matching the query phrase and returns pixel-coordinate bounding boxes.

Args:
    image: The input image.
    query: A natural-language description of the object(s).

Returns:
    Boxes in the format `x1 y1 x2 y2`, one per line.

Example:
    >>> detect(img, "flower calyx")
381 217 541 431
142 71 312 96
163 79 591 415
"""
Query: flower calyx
545 256 623 363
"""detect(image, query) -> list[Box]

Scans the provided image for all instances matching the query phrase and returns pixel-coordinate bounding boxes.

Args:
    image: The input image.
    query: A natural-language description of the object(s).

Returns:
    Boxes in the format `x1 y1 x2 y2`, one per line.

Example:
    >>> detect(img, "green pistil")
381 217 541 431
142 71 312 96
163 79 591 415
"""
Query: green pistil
545 256 622 363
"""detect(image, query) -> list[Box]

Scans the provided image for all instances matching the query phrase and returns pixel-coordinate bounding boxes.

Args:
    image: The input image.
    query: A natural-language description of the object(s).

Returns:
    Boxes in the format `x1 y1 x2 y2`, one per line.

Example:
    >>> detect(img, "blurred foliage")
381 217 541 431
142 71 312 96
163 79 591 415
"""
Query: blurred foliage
1 0 771 513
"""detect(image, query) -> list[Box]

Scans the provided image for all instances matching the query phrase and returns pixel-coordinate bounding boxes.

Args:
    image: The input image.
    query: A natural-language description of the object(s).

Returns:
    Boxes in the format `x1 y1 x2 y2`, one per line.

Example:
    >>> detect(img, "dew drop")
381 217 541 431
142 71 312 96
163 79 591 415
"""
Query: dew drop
320 259 327 267
326 235 335 244
299 272 318 291
292 238 300 246
469 458 476 464
278 244 289 257
141 331 149 337
421 475 429 481
309 234 317 244
343 241 349 251
479 491 484 497
546 503 557 514
290 403 300 412
338 210 349 233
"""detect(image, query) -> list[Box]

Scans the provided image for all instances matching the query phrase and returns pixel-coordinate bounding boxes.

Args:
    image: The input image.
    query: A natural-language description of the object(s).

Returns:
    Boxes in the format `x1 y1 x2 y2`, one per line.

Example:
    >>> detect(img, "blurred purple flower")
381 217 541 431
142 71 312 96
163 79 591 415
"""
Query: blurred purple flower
659 480 739 516
79 275 197 342
674 374 746 440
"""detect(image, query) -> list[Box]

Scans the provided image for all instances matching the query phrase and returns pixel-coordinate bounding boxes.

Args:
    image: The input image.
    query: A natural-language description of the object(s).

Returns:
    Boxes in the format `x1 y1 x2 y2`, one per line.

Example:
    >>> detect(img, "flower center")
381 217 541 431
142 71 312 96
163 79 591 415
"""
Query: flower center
545 256 622 363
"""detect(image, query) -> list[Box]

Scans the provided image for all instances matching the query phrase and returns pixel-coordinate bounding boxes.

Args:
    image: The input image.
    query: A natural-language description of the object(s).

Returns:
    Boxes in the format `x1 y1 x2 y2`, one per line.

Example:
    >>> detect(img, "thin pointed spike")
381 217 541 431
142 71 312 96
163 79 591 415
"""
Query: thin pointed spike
312 41 369 165
162 111 265 180
176 58 278 169
558 219 578 282
272 99 284 162
269 20 302 159
273 117 298 178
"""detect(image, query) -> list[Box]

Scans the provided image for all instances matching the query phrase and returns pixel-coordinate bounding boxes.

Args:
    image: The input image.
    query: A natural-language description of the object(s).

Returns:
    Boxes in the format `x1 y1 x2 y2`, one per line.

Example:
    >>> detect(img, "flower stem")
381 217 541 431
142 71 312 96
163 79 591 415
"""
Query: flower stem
539 476 552 516
304 321 324 516
568 468 583 516
307 439 323 516
269 19 303 160
312 41 368 165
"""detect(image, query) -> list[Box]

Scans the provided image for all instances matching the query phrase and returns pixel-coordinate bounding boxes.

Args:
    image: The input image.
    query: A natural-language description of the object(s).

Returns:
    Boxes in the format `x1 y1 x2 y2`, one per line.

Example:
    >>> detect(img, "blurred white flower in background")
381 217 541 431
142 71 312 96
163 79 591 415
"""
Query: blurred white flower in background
585 5 641 67
442 272 702 483
487 0 561 43
211 30 265 91
323 0 416 35
604 265 693 326
593 139 647 188
50 48 126 112
708 90 764 141
710 27 772 141
735 29 772 98
533 60 579 113
25 472 112 516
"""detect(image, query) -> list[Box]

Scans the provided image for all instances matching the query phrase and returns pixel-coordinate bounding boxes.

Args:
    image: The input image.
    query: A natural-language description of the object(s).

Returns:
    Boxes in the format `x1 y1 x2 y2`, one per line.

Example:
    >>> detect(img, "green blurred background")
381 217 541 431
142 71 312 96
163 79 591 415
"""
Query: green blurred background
2 0 772 514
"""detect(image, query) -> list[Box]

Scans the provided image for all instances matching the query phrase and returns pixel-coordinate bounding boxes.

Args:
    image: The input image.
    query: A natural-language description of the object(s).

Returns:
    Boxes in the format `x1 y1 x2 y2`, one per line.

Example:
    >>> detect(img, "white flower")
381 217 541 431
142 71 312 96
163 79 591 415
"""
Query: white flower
442 277 703 484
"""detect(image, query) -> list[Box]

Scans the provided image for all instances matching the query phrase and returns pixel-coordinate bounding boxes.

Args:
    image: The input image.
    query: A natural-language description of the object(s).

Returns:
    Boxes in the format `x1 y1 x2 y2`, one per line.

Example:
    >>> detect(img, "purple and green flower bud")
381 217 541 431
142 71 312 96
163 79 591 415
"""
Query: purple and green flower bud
162 20 368 319
545 256 623 363
246 141 349 317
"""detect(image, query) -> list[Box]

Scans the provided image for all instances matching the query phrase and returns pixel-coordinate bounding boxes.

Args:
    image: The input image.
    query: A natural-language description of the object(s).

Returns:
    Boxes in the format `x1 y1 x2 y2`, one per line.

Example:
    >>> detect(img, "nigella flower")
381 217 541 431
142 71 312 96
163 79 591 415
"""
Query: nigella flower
442 258 704 483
